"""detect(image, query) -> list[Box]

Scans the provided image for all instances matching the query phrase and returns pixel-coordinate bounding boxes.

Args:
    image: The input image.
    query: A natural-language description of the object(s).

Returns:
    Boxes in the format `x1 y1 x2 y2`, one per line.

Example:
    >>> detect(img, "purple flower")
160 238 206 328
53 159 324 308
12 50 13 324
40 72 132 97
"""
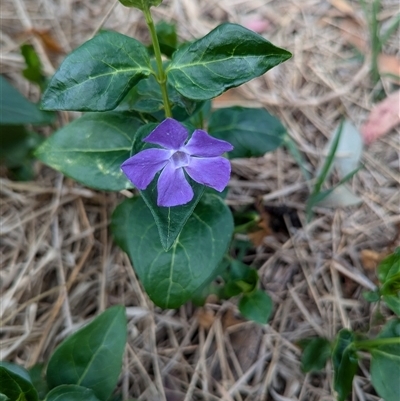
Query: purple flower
121 118 233 207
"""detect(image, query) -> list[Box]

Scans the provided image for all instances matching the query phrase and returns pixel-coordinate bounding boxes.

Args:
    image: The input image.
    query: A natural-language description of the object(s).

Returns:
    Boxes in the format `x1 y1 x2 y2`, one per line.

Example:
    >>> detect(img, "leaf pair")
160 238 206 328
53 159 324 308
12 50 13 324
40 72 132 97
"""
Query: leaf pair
0 306 126 401
41 25 291 112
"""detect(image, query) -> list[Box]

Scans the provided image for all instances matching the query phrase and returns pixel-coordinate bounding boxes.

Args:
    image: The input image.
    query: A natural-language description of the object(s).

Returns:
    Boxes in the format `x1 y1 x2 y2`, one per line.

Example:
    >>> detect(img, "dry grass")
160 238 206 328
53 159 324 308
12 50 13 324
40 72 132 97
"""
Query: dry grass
1 0 399 400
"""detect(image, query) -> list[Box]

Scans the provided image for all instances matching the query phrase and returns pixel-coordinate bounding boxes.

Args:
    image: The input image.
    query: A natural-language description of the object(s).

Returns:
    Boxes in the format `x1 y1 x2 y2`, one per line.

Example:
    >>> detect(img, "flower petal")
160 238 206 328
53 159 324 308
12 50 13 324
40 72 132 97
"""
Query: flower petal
144 118 188 150
121 148 171 190
183 129 233 157
185 157 231 192
157 164 194 207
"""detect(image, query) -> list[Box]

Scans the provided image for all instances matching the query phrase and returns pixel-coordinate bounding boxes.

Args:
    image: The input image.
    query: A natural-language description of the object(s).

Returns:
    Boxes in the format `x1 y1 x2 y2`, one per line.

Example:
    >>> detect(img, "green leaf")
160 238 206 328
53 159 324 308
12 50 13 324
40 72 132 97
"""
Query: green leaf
41 31 152 111
129 123 206 250
116 74 201 121
166 23 291 101
141 178 205 251
363 290 381 303
45 385 101 401
238 289 273 324
0 76 53 125
300 337 331 373
208 107 286 158
332 329 358 401
111 194 233 309
378 248 400 284
46 306 127 401
35 112 144 191
222 260 258 298
118 0 162 10
378 248 400 315
370 319 400 401
28 364 48 399
0 362 38 401
21 44 45 89
0 125 42 181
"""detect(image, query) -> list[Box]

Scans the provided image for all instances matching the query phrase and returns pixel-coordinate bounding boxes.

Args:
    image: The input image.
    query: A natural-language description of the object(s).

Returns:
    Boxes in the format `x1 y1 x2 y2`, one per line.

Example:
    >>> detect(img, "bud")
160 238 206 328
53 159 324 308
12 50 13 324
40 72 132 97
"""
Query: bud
118 0 163 10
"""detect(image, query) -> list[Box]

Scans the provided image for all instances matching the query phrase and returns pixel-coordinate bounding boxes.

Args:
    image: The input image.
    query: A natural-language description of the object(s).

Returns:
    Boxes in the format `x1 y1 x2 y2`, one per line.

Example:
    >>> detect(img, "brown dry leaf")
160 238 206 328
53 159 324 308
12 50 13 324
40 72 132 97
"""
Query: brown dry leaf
229 324 262 372
337 18 367 51
248 219 272 247
329 0 356 16
360 90 400 144
361 249 385 271
197 308 215 329
28 28 64 54
222 308 244 329
378 54 400 80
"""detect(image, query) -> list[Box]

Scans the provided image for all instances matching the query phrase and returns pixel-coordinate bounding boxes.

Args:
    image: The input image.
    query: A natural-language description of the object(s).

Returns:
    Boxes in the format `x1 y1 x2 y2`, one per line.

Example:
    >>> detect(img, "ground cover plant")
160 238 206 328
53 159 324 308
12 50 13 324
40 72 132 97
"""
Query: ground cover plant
1 0 399 400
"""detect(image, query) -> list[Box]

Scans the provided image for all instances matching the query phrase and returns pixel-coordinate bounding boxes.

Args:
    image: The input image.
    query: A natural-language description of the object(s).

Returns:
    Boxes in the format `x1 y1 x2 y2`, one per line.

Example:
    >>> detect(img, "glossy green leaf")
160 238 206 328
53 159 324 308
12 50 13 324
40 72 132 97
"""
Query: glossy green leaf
35 112 144 191
46 306 127 401
45 385 101 401
41 31 152 111
129 123 206 250
118 0 162 10
300 337 331 373
332 329 358 401
0 394 9 401
370 319 400 401
167 23 291 100
208 107 287 158
141 178 205 251
0 362 38 401
238 289 273 324
0 76 53 125
111 194 233 309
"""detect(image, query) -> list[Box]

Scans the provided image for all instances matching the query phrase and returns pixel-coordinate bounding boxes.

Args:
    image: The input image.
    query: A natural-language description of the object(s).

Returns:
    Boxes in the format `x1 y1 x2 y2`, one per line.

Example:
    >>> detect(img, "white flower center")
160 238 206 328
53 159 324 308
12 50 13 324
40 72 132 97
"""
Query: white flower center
171 151 189 168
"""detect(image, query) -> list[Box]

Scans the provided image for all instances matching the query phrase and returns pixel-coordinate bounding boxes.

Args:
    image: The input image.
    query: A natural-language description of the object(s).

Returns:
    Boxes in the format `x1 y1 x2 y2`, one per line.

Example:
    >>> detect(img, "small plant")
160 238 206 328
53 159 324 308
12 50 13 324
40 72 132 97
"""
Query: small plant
300 248 400 401
0 306 127 401
4 0 397 399
34 0 291 316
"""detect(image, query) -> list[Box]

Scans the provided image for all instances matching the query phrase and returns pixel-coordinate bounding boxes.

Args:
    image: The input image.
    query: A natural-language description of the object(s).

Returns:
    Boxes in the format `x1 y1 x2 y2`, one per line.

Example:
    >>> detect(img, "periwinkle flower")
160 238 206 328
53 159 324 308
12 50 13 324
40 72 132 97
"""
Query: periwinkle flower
121 118 233 207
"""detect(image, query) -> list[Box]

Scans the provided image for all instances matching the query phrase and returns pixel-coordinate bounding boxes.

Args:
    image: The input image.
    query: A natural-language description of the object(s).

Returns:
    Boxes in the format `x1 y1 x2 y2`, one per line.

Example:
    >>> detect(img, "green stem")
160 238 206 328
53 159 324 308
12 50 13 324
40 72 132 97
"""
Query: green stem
354 337 400 350
143 6 172 118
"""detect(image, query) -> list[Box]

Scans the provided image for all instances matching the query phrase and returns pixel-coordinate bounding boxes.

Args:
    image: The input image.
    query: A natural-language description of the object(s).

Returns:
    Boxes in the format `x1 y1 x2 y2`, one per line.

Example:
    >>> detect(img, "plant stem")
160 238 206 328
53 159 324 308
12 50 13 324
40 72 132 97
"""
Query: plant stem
355 337 400 350
143 6 172 118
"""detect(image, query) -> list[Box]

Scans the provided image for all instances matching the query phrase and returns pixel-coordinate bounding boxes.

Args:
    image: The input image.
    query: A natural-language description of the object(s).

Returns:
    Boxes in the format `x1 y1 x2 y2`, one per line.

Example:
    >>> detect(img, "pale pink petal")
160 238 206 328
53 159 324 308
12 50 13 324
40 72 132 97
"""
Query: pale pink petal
121 148 171 190
183 129 233 157
185 157 231 192
157 164 194 207
144 118 188 150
